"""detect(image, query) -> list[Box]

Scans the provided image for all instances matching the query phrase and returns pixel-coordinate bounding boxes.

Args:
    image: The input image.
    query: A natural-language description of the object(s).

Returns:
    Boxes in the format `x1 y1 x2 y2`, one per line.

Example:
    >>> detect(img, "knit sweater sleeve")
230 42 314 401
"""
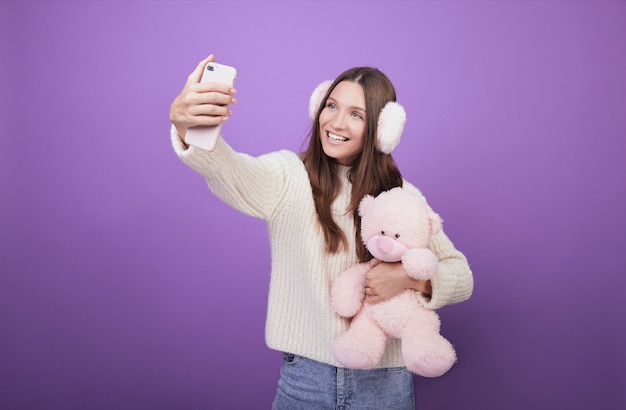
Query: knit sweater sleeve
171 125 298 219
403 181 474 310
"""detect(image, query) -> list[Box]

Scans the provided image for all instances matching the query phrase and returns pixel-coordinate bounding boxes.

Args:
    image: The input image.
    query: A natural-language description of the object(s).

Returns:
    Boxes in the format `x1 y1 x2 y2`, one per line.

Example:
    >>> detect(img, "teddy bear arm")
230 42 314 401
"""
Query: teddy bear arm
402 248 439 280
331 263 369 318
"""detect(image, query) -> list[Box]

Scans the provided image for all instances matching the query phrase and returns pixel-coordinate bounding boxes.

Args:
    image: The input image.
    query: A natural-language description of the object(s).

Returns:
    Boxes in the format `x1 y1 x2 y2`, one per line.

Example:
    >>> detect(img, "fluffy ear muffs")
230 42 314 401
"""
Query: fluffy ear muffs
309 80 333 122
308 80 406 154
376 102 406 154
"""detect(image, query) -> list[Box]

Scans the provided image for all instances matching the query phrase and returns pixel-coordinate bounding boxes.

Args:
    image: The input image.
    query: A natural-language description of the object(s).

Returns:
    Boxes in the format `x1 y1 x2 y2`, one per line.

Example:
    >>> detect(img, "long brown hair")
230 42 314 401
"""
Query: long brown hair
301 67 403 262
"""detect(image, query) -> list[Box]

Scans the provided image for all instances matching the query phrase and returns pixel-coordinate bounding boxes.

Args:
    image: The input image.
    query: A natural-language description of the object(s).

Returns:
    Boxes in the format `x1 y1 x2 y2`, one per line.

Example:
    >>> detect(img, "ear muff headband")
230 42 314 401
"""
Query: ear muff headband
308 80 406 154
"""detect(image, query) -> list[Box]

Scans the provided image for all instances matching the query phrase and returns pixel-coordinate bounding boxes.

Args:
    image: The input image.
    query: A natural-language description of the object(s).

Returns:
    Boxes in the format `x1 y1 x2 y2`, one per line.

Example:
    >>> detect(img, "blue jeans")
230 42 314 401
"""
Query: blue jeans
272 353 415 410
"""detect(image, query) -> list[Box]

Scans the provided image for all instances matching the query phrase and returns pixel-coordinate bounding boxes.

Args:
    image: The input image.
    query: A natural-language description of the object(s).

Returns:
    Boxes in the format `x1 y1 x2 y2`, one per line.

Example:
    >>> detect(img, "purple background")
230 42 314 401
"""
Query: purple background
1 1 625 409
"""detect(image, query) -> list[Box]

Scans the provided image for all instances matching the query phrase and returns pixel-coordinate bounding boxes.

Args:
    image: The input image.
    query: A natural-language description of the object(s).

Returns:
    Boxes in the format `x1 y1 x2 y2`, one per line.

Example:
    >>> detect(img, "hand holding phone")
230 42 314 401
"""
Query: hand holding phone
185 62 238 151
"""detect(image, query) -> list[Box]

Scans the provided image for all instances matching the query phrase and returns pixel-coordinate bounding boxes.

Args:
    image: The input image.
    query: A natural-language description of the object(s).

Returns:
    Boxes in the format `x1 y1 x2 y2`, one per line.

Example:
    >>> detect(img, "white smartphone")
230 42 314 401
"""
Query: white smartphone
185 62 238 151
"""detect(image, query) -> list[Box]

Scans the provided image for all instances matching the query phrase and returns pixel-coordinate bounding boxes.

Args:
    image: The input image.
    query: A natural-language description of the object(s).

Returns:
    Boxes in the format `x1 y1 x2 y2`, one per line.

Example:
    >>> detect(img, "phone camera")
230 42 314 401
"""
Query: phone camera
207 65 215 71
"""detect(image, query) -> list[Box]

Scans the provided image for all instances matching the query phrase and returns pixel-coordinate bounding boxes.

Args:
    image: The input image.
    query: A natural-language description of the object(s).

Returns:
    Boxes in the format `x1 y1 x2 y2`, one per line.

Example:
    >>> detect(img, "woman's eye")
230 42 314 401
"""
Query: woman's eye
351 112 363 120
326 102 336 110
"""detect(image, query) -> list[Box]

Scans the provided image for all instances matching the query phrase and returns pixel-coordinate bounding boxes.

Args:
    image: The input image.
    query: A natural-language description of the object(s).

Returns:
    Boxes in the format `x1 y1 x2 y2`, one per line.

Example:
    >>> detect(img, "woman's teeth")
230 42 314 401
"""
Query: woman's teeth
328 132 348 142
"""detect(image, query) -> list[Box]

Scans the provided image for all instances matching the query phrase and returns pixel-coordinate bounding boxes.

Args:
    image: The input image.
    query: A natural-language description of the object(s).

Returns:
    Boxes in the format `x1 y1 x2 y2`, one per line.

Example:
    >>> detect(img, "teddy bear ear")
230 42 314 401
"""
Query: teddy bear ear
429 212 443 234
358 194 375 217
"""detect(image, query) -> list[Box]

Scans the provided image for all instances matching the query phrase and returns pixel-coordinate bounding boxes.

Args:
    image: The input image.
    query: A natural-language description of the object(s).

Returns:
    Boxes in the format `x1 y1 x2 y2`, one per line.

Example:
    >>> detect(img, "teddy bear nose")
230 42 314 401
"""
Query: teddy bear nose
376 235 396 254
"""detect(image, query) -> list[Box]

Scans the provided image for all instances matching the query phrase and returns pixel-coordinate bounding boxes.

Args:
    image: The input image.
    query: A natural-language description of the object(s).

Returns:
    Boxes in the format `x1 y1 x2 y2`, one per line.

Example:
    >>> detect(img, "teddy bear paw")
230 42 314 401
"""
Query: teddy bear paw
408 354 455 378
333 347 376 370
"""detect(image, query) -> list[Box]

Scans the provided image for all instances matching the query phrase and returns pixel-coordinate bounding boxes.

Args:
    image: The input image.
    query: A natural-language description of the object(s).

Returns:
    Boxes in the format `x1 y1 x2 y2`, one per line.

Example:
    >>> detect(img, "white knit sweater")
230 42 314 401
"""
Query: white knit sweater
171 127 473 368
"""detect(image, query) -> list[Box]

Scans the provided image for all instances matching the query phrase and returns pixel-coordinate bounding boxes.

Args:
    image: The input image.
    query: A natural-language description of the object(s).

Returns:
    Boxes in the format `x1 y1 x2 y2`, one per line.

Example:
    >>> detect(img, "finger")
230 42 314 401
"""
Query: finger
189 114 231 127
366 292 381 304
192 82 237 98
188 103 232 119
181 84 236 114
368 295 382 304
186 54 215 85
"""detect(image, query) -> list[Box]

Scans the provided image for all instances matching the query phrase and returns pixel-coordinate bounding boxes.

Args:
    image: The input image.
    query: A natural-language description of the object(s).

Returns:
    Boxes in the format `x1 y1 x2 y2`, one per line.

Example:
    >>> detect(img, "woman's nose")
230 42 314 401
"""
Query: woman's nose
331 112 347 129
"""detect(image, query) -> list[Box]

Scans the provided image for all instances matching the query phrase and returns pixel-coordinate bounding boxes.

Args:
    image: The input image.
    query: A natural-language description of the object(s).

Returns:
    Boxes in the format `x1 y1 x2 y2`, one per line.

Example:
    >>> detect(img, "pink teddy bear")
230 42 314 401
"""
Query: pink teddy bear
331 187 456 378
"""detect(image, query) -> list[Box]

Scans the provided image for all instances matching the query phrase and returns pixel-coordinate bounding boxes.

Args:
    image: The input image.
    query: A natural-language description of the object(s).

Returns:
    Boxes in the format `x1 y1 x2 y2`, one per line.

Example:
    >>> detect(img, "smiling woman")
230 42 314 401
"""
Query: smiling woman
169 57 473 409
319 81 367 166
2 0 625 408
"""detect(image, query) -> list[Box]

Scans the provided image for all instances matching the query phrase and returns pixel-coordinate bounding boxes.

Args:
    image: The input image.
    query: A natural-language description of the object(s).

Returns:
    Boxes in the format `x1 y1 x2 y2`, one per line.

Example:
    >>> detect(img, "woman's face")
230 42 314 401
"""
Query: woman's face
318 81 366 166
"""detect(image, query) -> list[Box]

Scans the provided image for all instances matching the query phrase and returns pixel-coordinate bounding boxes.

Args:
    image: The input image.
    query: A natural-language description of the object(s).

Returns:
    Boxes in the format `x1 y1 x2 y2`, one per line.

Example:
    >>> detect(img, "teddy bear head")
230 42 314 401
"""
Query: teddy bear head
359 187 442 262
